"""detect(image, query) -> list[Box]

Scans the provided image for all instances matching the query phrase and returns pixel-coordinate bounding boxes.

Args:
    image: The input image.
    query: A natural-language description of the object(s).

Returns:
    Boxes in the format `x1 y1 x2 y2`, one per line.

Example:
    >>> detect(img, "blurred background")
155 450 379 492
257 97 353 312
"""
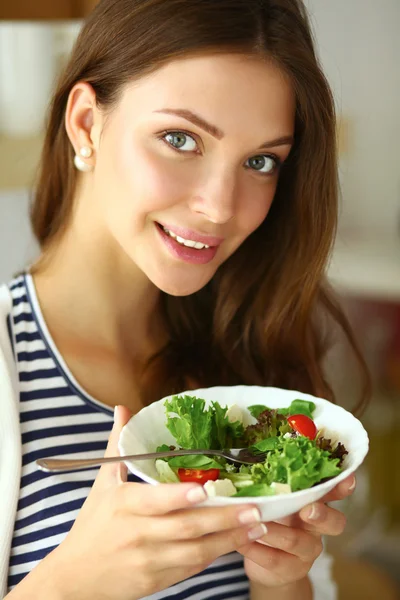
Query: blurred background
0 0 399 598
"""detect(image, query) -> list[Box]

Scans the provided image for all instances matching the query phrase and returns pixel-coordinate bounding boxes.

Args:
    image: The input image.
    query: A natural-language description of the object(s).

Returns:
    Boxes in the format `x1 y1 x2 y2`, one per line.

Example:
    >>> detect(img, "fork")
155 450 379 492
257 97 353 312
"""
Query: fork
36 447 266 473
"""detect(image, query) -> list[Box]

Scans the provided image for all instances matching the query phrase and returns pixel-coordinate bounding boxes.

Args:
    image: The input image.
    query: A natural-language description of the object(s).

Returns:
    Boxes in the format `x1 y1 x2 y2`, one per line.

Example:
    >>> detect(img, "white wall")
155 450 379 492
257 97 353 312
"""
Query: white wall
0 189 39 282
305 0 400 236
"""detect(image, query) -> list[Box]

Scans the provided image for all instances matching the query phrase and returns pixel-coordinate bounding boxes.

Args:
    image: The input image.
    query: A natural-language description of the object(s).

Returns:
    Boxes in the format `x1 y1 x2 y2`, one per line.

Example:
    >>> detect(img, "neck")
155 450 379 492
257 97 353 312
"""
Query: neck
31 208 163 362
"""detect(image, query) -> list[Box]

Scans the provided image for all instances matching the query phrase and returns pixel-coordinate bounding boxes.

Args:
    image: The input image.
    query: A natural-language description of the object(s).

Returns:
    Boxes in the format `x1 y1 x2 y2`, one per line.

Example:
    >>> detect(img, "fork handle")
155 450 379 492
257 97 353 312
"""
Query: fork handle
36 449 221 473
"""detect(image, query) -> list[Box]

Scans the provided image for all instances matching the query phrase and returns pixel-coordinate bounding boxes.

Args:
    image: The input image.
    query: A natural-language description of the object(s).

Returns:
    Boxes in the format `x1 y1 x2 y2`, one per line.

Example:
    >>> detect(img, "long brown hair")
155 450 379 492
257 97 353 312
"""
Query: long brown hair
31 0 370 415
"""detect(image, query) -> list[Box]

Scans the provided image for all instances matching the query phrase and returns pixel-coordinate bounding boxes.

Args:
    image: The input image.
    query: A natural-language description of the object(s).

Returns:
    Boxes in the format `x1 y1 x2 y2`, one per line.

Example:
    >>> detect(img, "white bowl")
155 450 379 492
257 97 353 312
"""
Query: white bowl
119 386 369 521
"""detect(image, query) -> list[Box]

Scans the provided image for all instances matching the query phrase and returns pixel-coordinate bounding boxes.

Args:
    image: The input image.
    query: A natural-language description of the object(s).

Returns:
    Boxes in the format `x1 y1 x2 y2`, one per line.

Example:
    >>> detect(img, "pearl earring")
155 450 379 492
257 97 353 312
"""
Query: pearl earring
74 146 94 172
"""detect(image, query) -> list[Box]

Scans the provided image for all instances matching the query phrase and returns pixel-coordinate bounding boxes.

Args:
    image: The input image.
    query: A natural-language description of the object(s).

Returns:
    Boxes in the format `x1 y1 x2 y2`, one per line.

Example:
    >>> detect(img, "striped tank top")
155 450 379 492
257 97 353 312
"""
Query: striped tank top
7 273 249 599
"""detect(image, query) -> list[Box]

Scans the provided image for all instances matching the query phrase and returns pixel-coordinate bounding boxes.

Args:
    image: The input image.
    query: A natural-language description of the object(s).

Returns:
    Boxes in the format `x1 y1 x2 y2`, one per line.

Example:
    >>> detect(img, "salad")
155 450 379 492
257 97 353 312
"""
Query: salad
155 395 349 497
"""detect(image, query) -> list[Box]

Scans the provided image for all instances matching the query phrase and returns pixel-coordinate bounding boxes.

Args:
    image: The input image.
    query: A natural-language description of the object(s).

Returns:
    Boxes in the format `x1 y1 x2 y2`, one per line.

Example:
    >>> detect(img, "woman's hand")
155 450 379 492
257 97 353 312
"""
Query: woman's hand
238 475 355 593
7 406 267 600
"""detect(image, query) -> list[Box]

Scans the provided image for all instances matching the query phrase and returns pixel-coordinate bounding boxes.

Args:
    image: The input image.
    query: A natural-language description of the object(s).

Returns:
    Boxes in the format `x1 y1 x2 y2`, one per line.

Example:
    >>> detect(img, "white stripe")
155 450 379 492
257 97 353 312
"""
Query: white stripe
15 339 46 353
12 302 32 317
10 284 27 299
13 507 81 538
11 532 68 557
20 462 102 498
8 558 43 579
184 582 248 600
17 484 92 520
22 431 108 456
20 412 111 433
13 320 38 336
144 580 248 600
18 357 55 372
19 396 85 413
19 376 68 393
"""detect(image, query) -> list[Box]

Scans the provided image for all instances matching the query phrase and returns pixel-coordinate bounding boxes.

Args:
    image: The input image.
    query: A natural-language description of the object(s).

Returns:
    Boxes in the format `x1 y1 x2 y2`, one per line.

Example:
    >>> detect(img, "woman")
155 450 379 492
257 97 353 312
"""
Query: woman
0 0 367 598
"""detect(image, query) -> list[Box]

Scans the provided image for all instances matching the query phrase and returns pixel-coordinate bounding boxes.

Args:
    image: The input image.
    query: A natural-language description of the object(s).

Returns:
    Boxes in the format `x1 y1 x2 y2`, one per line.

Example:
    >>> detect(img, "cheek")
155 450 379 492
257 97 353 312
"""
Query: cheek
238 184 276 235
116 140 193 213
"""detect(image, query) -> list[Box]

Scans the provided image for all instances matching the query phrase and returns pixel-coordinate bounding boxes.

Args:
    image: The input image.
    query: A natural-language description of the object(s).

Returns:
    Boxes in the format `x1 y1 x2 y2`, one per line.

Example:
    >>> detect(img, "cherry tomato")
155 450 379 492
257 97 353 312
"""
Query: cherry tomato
287 414 317 440
177 468 220 485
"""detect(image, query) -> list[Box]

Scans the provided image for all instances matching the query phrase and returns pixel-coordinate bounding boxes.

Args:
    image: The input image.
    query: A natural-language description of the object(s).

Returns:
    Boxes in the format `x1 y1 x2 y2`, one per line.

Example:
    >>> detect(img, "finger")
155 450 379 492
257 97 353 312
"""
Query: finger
117 478 218 515
135 504 264 542
320 475 356 503
95 405 132 488
156 523 267 568
238 542 310 584
298 502 346 536
243 522 323 562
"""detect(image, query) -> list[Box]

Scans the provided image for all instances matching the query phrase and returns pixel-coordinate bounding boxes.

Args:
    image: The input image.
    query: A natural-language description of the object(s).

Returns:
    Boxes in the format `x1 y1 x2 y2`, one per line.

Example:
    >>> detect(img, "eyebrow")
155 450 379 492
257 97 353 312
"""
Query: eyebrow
154 108 294 149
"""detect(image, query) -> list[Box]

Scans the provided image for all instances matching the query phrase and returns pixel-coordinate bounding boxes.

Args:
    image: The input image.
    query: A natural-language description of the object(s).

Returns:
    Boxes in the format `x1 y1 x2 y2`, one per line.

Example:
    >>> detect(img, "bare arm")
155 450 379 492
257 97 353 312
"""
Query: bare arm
250 576 313 600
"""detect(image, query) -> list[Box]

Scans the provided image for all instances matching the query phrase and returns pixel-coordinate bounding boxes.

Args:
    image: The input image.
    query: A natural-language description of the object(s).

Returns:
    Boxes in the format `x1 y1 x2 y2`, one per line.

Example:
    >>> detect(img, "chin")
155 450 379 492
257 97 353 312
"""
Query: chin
157 280 206 297
154 272 214 297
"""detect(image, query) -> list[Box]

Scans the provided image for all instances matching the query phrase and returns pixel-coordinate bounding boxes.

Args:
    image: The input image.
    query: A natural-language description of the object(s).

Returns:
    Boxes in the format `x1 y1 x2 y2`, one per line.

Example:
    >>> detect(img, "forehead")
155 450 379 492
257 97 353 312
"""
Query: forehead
117 53 295 137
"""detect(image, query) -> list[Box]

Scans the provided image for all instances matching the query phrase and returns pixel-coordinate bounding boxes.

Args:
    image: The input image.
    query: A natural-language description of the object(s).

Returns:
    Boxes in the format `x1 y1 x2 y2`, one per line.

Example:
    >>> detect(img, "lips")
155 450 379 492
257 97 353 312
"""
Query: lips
157 222 224 248
156 223 220 265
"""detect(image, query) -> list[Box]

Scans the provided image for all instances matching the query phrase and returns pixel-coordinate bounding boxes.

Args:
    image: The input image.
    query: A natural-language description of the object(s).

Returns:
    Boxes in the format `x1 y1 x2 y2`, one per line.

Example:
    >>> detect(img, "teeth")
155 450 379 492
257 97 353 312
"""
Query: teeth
162 226 210 249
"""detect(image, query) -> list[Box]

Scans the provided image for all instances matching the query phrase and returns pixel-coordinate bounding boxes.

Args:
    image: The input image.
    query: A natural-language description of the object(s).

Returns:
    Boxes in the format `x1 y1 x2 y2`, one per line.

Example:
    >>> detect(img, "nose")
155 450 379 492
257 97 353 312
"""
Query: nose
189 170 237 225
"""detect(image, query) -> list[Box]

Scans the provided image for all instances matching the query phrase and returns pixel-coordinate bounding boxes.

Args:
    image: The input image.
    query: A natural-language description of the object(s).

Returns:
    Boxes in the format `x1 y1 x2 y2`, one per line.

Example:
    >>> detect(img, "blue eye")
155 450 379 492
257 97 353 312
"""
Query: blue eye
246 155 279 174
164 132 197 152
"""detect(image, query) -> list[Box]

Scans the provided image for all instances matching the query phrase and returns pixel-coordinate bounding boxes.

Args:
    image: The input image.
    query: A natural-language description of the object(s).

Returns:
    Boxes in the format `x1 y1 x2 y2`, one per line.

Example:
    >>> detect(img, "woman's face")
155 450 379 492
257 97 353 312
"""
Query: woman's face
79 53 295 296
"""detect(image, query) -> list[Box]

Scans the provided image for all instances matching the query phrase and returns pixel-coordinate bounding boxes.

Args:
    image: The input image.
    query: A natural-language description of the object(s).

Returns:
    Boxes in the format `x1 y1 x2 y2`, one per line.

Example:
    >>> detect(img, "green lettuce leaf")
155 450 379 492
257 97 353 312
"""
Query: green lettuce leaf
164 395 244 450
233 483 275 497
210 401 244 449
256 436 342 492
167 454 223 470
273 399 316 419
248 405 268 419
164 395 213 449
252 436 280 453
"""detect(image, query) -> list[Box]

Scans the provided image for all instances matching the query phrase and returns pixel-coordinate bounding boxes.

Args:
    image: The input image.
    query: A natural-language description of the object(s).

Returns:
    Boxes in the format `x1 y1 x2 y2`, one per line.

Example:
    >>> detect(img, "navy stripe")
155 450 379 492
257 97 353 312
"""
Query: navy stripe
15 331 41 343
9 544 57 567
20 386 72 402
14 498 86 530
201 558 245 576
17 349 50 362
19 368 61 382
22 421 112 443
12 520 74 548
11 293 29 306
14 312 34 325
20 405 97 422
8 572 29 589
17 480 93 511
9 279 25 291
203 588 248 600
158 575 249 600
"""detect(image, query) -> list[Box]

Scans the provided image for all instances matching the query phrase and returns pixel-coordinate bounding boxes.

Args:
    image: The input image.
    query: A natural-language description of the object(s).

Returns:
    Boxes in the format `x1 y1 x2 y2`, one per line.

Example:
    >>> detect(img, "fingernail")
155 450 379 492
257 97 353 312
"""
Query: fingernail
114 405 119 421
248 523 268 541
307 504 320 521
348 477 356 492
187 486 207 504
238 508 262 525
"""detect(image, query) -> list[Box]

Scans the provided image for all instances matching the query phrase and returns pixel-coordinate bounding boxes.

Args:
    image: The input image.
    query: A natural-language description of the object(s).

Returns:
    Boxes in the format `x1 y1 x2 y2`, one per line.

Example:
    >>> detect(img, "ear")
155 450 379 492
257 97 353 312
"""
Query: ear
65 81 103 169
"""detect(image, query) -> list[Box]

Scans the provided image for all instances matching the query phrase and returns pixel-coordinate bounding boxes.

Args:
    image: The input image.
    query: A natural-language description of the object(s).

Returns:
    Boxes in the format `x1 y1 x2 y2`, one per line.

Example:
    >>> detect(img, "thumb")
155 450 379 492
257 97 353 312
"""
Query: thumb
98 405 133 487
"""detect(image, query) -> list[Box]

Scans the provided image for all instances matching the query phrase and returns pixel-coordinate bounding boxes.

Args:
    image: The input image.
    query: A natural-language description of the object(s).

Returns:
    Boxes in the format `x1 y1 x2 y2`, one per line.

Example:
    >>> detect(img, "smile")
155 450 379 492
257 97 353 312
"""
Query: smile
161 226 210 250
155 223 220 265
